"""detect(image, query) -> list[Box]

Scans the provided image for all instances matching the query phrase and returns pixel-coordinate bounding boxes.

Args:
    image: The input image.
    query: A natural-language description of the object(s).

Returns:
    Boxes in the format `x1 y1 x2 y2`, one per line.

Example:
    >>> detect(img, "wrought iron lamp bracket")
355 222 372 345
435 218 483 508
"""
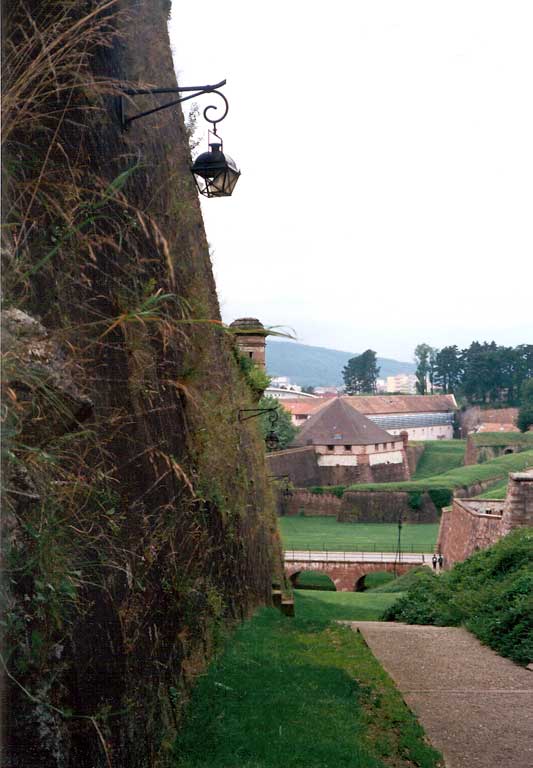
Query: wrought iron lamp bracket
238 408 279 423
118 79 229 131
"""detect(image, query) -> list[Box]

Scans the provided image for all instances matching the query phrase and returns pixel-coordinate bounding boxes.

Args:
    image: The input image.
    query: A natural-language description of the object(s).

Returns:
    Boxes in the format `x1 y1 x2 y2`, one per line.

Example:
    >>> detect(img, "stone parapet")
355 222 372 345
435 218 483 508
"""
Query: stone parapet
501 471 533 534
437 498 503 568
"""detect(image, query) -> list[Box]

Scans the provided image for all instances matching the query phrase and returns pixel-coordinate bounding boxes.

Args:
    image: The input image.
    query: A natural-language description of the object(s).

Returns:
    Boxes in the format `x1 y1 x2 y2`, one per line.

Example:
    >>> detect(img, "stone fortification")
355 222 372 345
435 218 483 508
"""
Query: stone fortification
501 472 533 533
267 446 320 487
437 471 533 567
339 491 439 524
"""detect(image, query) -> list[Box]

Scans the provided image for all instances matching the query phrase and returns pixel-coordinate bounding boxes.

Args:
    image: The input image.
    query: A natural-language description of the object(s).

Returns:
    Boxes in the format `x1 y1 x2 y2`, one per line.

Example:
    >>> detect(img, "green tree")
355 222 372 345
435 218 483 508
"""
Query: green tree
258 396 297 450
342 350 380 394
517 378 533 432
414 343 436 394
434 346 462 394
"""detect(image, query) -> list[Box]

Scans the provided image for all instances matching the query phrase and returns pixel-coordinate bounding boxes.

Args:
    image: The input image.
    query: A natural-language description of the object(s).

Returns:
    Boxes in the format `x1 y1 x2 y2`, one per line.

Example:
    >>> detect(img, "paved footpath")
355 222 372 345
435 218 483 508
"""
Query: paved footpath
346 622 533 768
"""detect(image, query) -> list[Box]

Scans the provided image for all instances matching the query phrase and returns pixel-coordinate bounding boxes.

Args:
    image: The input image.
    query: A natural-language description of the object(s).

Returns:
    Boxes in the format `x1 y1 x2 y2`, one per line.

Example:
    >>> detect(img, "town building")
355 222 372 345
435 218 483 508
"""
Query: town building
279 394 457 440
264 376 319 400
385 373 417 394
267 397 410 487
344 394 457 440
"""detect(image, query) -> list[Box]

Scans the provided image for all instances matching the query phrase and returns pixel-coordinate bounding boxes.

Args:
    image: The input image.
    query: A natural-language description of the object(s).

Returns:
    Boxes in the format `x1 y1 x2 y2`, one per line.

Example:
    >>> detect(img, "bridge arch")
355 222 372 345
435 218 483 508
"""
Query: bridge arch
285 559 419 592
289 570 337 591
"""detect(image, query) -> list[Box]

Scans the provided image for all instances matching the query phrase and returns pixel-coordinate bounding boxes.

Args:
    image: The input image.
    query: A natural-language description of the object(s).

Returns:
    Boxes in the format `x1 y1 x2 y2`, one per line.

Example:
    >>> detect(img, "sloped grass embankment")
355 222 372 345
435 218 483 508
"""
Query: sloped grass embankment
348 449 533 500
384 529 533 665
173 605 442 768
411 440 466 480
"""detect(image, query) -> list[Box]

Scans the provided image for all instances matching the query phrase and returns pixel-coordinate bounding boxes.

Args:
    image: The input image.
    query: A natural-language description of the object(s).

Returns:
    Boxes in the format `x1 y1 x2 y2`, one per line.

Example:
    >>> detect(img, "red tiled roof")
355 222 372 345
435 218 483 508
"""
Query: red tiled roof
477 408 518 425
476 423 520 433
279 400 327 416
343 394 457 415
292 398 397 447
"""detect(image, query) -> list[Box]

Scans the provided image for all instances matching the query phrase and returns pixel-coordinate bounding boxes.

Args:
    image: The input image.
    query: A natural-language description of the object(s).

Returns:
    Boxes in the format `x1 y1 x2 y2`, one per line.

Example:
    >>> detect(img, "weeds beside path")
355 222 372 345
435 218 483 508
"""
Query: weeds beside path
173 607 443 767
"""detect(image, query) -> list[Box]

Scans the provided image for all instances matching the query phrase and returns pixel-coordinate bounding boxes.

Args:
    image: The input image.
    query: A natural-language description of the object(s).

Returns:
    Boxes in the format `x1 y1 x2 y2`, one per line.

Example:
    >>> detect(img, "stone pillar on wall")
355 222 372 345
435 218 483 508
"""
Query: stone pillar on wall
500 471 533 535
230 317 268 368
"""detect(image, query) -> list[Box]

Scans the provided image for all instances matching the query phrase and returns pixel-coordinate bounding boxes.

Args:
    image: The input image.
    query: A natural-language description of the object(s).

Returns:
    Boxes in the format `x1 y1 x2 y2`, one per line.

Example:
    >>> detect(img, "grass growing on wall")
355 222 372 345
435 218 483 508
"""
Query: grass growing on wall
471 432 533 447
412 440 466 479
479 478 510 499
279 516 439 552
173 607 442 768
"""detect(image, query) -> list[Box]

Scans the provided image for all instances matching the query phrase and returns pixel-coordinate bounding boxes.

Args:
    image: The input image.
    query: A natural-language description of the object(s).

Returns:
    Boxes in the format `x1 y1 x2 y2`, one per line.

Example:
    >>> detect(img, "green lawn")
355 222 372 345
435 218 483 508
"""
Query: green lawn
294 589 400 622
279 516 439 552
173 606 442 767
412 440 465 479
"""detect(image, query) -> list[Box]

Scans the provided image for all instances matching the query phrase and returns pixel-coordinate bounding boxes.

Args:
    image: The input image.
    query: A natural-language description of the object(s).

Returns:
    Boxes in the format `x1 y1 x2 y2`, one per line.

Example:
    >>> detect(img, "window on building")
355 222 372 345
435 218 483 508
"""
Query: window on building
374 443 379 450
249 351 253 358
327 445 334 451
344 445 351 451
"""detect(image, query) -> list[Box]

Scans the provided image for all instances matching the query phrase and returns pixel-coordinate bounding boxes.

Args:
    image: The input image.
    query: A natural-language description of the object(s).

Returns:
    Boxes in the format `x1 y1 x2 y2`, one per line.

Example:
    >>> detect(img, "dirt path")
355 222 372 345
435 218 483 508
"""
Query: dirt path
346 622 533 768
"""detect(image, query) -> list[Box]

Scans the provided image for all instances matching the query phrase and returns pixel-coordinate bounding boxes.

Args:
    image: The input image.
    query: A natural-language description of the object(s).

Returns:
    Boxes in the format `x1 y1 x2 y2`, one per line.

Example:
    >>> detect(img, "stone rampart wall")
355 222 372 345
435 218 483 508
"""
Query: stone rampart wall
437 472 533 567
339 491 439 524
266 446 319 487
283 489 342 517
501 472 533 533
436 502 503 567
464 436 524 466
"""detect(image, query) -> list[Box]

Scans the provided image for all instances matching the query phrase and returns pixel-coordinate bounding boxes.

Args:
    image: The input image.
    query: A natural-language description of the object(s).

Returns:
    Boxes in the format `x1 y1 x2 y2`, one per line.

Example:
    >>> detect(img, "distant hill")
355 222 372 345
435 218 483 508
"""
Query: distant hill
266 341 415 388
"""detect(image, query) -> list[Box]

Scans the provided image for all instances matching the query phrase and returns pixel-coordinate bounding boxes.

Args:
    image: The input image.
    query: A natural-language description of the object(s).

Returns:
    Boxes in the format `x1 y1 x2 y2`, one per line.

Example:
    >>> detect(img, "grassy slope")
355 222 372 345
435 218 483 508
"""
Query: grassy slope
478 478 509 499
279 516 439 551
384 529 533 665
349 449 533 493
412 440 465 479
173 606 442 768
294 590 400 622
370 566 434 593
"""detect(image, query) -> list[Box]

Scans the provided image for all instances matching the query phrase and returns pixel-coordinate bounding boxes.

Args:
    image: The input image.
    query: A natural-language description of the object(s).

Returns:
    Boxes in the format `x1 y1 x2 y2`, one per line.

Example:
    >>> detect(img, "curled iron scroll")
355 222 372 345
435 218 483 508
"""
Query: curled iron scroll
202 90 229 131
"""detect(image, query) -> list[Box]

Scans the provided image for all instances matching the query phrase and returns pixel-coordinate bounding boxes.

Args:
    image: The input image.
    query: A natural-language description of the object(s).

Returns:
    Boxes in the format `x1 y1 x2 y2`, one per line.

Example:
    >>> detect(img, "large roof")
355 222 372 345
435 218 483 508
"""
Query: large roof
291 397 396 447
343 394 457 415
279 399 329 416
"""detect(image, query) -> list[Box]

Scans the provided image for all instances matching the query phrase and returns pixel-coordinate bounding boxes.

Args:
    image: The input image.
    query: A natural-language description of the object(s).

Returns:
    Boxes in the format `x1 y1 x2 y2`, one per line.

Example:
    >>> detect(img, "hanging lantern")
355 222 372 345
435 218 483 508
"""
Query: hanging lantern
265 430 280 451
191 140 240 198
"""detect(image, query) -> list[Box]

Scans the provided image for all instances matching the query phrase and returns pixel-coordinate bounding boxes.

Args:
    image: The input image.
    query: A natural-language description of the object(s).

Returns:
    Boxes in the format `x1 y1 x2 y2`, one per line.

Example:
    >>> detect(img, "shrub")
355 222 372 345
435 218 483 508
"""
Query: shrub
384 529 533 665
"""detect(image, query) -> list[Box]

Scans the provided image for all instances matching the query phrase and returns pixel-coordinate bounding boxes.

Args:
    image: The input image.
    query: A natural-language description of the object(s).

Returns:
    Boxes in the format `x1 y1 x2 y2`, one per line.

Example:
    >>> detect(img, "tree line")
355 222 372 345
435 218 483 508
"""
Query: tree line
414 342 533 405
341 342 533 410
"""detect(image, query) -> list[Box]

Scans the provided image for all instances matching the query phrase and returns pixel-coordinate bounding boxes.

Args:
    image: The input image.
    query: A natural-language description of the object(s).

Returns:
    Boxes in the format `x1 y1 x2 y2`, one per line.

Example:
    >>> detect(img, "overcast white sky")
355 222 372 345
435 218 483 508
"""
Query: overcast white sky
168 1 532 362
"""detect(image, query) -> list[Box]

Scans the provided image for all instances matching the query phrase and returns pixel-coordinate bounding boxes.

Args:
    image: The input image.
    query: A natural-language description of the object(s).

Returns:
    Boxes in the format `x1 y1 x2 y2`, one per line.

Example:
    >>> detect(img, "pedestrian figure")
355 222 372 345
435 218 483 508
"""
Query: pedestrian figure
438 553 444 571
432 554 437 571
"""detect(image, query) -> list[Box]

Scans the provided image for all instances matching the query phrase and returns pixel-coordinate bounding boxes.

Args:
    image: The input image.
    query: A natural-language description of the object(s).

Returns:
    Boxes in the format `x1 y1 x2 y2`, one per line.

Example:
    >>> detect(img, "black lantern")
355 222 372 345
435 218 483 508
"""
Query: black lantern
117 79 240 198
191 139 241 198
265 430 280 451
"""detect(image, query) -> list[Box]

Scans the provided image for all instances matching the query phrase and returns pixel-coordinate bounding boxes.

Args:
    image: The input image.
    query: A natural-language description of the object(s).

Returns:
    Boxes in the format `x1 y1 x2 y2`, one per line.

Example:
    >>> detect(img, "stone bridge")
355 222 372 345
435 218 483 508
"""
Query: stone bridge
284 550 433 592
